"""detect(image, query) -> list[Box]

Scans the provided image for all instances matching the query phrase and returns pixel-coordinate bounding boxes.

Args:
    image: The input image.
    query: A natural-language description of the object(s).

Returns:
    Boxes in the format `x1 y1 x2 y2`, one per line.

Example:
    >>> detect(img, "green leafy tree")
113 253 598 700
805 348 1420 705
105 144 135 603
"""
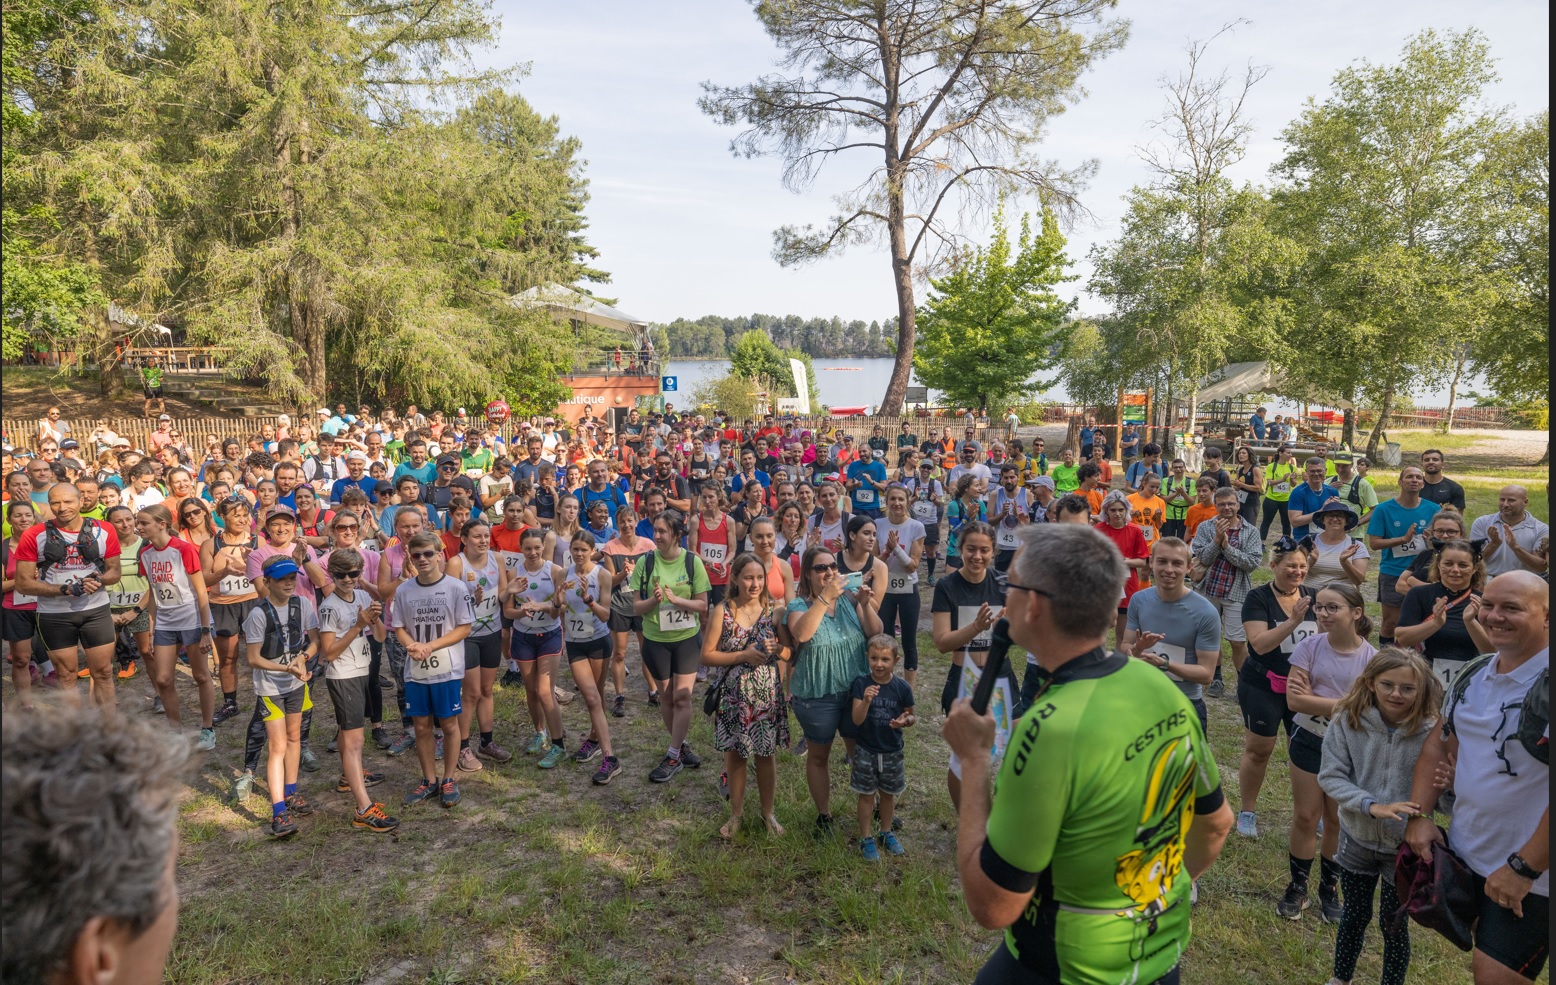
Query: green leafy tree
700 0 1128 414
1269 29 1510 455
912 209 1073 413
728 329 820 407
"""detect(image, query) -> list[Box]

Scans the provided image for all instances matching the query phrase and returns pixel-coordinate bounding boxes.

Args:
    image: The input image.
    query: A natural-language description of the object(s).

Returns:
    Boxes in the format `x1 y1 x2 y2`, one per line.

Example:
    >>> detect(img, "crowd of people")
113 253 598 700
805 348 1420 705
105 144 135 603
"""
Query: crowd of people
1 401 1547 985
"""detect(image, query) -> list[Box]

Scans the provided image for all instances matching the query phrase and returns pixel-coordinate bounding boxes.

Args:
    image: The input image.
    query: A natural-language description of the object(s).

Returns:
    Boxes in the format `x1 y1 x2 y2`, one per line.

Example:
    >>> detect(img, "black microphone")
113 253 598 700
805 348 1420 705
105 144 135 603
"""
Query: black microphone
971 617 1012 715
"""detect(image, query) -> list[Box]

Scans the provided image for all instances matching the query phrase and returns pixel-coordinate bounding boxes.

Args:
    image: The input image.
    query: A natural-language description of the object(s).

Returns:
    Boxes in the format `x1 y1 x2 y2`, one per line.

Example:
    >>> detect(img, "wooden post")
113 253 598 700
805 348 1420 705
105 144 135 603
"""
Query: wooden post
1115 385 1125 465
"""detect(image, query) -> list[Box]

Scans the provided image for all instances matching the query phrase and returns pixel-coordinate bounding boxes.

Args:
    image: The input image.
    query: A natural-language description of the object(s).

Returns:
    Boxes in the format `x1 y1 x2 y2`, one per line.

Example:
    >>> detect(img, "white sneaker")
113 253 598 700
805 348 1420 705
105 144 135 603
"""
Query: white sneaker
196 728 216 752
1190 880 1200 906
1236 811 1258 838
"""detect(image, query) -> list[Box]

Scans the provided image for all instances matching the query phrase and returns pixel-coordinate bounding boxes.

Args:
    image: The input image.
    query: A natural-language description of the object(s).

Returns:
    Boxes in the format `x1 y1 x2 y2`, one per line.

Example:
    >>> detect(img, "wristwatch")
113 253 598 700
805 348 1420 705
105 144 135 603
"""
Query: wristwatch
1507 853 1543 880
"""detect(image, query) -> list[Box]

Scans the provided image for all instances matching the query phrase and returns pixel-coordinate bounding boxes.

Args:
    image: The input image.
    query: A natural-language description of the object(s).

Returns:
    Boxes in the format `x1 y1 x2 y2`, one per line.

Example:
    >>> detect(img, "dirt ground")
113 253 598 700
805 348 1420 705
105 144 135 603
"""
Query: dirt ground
1 366 276 423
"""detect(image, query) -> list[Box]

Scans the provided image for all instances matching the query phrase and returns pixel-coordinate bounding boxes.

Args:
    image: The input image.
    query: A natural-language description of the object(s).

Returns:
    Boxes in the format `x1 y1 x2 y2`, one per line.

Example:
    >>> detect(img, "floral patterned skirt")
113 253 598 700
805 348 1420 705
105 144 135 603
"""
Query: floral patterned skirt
711 663 790 758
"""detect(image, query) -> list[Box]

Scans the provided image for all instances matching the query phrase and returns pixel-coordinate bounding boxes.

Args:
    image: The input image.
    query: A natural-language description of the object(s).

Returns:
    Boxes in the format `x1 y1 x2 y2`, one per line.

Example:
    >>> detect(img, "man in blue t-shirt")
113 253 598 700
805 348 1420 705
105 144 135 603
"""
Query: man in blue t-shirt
1248 407 1267 441
1286 457 1338 540
846 449 889 518
329 453 378 506
1366 466 1439 647
391 439 436 486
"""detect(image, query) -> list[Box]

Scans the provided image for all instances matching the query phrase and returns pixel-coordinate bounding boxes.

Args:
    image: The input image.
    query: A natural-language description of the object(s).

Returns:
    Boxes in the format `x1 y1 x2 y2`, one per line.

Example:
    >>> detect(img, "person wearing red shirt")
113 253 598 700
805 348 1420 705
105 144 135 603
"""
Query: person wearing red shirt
1093 490 1150 648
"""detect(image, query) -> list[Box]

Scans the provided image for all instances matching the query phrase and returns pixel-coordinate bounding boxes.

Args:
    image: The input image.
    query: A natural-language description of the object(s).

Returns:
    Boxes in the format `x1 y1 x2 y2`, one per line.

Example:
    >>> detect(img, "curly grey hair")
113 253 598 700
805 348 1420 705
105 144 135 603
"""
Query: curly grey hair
2 703 190 982
1011 523 1126 638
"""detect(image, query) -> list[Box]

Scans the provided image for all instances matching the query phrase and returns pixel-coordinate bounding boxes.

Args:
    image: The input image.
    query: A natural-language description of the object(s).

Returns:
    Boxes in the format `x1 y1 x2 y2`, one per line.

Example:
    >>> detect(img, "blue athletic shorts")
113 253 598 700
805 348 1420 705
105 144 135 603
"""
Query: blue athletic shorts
405 678 463 720
510 627 563 663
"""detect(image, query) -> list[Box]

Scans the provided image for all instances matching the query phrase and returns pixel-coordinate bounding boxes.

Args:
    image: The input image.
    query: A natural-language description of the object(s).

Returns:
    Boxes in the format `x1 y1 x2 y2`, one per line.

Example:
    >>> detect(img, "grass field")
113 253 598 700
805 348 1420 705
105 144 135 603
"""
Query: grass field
3 467 1547 984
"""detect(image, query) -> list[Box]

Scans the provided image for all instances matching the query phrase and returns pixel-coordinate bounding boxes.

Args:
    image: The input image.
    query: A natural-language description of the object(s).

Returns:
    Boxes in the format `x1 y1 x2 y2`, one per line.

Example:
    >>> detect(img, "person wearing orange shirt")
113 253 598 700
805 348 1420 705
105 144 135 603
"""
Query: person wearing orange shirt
1128 472 1167 587
1184 476 1219 540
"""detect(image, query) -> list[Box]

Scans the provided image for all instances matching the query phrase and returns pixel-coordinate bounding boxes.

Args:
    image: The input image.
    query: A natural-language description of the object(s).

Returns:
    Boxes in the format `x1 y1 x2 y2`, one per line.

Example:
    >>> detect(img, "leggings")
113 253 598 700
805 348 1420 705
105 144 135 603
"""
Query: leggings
1333 867 1410 985
1260 498 1291 539
877 590 921 671
364 637 384 726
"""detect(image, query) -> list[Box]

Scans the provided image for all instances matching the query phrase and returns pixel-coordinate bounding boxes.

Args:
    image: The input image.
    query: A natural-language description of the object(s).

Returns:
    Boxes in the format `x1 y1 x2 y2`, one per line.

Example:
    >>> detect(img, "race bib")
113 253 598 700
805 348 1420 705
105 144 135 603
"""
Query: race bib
959 605 999 649
152 580 186 607
1151 641 1188 667
657 604 696 634
1280 619 1320 653
1293 712 1330 738
1236 489 1249 504
856 487 876 504
408 646 455 682
219 574 252 596
1272 481 1290 494
110 589 144 608
1397 534 1428 558
10 590 37 606
887 573 910 593
469 589 499 629
699 541 728 566
565 614 591 640
499 551 525 575
1432 658 1468 691
996 525 1021 550
911 501 938 524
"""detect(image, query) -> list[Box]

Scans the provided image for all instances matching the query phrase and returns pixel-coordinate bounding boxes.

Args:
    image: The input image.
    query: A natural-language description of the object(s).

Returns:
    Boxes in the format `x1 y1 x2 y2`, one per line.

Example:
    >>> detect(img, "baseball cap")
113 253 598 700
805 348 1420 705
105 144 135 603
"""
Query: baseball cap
317 408 331 417
374 480 395 494
346 450 367 462
158 413 171 421
1032 475 1056 491
111 437 131 448
457 407 467 416
436 454 460 467
265 505 297 522
60 439 80 450
963 440 981 452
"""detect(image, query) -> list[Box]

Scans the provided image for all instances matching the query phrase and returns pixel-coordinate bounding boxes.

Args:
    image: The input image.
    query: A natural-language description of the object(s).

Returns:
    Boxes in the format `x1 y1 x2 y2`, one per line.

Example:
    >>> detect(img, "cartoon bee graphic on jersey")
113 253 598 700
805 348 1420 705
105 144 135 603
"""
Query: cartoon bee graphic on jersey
1114 734 1197 915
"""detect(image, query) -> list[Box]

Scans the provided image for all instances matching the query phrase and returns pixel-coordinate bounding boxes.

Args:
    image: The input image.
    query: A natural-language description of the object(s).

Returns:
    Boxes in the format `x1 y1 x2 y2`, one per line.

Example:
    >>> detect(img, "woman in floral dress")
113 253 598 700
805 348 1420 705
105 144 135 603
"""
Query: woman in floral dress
701 552 790 839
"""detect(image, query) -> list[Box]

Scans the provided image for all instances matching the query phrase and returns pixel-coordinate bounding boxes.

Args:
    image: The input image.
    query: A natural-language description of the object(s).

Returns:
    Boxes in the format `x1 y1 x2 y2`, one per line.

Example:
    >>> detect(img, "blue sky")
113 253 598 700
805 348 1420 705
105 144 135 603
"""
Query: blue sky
479 1 1549 326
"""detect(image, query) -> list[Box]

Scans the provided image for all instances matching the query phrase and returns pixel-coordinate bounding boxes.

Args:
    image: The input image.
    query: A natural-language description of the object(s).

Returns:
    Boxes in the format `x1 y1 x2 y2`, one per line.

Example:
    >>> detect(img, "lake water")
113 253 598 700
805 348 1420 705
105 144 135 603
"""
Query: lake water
664 357 1477 416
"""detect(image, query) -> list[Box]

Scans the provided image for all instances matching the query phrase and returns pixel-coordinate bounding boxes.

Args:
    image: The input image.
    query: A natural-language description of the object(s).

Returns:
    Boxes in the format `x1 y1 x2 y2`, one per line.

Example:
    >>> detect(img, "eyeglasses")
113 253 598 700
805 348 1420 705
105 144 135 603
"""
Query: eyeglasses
334 523 360 532
1310 604 1346 614
1373 681 1418 697
1004 581 1052 600
409 550 439 560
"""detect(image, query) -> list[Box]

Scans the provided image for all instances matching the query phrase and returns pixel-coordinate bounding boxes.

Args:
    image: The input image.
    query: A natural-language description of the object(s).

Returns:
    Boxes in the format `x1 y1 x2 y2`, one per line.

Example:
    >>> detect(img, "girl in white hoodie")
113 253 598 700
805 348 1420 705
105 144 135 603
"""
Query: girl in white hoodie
1318 647 1445 985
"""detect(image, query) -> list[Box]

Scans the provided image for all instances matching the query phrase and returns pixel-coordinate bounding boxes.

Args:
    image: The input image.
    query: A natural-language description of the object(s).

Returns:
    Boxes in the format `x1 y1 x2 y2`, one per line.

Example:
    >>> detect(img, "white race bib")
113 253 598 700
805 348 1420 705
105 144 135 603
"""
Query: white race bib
1280 620 1320 654
10 591 37 606
959 605 999 649
152 580 186 607
499 551 525 574
1293 712 1330 738
699 541 728 566
219 574 252 596
856 487 876 504
1432 658 1468 691
657 604 696 634
408 645 456 682
996 525 1021 549
1397 534 1428 558
887 573 910 594
911 501 938 524
1151 641 1188 666
565 614 590 639
1236 489 1249 504
1272 481 1291 494
110 589 144 608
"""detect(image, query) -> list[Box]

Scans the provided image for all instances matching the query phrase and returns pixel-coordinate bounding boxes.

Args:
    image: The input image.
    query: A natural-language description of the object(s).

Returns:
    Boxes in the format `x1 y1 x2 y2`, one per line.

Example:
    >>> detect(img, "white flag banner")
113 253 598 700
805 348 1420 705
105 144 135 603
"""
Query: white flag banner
788 358 811 414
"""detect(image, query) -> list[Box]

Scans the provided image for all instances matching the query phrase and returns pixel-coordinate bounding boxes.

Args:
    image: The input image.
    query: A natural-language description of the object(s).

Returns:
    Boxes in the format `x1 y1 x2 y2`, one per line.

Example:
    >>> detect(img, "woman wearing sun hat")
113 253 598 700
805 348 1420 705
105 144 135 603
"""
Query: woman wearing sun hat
1303 500 1370 590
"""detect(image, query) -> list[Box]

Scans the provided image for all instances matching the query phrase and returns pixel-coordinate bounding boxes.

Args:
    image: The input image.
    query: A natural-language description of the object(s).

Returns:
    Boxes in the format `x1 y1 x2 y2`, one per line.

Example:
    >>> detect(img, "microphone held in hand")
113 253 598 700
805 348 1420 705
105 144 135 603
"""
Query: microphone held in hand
972 618 1012 716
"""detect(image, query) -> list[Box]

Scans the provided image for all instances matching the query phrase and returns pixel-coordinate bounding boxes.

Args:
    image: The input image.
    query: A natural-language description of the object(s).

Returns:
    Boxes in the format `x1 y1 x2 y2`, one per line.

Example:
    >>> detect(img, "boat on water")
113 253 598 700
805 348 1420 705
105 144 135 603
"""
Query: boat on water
821 366 862 371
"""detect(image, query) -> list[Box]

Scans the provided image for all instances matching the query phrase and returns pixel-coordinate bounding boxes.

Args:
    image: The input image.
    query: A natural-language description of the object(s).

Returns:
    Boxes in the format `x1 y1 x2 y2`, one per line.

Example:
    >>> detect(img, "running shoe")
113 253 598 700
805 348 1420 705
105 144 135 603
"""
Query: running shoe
1206 678 1225 699
646 691 660 707
403 779 438 805
327 733 339 754
457 747 483 773
440 778 461 808
377 674 394 690
572 738 602 764
553 686 575 705
813 813 834 839
1318 883 1344 923
386 731 416 757
611 694 626 718
500 669 521 688
270 811 299 838
1191 881 1200 906
718 771 730 800
117 661 138 680
336 771 386 792
648 755 682 783
1235 811 1258 838
232 770 254 802
29 663 40 686
353 803 400 833
196 728 216 752
212 702 240 725
523 731 549 756
43 670 58 689
151 695 164 715
477 740 512 763
299 746 320 772
874 805 904 832
286 793 315 817
679 743 702 768
538 743 567 769
877 831 906 856
77 666 91 679
859 836 881 862
371 726 392 750
695 666 709 684
792 736 807 756
593 756 622 785
1275 881 1309 920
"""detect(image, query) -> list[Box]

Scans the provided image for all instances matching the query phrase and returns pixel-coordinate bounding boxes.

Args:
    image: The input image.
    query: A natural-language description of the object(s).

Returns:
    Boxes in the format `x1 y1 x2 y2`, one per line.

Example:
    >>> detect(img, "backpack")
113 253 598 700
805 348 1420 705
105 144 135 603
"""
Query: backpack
636 549 697 600
38 519 107 579
259 597 307 665
1445 654 1549 767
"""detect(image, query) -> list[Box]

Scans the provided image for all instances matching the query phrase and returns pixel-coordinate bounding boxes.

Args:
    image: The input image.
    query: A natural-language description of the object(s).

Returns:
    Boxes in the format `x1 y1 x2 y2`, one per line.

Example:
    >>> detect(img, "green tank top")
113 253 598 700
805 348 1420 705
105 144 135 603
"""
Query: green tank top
984 651 1223 985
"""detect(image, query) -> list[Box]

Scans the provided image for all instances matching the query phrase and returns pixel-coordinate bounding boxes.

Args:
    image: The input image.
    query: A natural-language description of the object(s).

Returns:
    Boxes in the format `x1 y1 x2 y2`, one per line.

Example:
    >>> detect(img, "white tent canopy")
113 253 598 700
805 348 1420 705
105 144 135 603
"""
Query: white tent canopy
508 284 648 333
1195 360 1354 410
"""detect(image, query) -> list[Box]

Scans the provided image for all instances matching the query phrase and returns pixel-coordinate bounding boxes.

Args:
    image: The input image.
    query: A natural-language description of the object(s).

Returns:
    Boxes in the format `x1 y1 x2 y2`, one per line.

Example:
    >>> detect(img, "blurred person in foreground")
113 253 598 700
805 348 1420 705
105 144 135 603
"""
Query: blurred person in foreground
3 702 189 984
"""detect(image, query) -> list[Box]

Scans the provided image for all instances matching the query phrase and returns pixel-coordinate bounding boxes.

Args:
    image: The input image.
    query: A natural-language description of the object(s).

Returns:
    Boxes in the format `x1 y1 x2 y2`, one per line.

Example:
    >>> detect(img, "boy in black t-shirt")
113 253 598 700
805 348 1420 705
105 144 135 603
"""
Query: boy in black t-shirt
850 634 915 861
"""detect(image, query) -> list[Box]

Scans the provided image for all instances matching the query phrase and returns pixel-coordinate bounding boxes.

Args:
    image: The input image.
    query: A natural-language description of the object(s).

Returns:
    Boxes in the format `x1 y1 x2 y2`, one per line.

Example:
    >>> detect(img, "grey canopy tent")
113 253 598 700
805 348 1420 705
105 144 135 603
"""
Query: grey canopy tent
1195 361 1353 409
508 284 649 333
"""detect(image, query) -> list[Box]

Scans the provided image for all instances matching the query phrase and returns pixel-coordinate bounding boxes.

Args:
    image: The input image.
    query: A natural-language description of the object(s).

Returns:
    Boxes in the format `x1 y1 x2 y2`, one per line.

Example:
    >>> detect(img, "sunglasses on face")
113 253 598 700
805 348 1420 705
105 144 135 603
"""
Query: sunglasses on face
409 550 439 560
337 569 363 579
810 562 838 572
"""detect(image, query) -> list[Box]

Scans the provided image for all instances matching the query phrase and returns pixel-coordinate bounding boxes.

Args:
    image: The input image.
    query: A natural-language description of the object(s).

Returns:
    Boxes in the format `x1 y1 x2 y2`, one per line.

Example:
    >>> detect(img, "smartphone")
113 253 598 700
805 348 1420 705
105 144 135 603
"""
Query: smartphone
971 618 1012 715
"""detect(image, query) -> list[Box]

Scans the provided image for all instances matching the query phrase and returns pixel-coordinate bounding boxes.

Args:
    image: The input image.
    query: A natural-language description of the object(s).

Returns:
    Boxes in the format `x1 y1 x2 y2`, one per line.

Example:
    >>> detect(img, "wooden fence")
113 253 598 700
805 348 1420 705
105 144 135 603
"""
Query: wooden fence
4 416 287 458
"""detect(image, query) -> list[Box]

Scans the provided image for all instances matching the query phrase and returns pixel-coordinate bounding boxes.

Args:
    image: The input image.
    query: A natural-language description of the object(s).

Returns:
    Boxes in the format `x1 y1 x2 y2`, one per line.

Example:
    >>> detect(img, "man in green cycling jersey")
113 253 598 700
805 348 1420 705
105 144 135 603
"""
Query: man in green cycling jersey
944 523 1233 985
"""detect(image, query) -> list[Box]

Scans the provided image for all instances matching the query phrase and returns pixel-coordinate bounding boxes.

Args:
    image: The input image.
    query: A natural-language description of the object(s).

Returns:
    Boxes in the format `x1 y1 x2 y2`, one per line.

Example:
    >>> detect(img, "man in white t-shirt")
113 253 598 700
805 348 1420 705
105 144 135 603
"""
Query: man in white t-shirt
1406 571 1549 983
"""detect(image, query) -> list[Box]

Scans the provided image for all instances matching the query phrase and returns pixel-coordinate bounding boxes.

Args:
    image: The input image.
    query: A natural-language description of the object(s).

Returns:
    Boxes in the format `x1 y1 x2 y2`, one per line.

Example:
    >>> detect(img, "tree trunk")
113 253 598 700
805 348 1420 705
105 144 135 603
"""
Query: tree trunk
1441 347 1467 434
1340 407 1355 449
881 218 915 415
1364 384 1395 459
